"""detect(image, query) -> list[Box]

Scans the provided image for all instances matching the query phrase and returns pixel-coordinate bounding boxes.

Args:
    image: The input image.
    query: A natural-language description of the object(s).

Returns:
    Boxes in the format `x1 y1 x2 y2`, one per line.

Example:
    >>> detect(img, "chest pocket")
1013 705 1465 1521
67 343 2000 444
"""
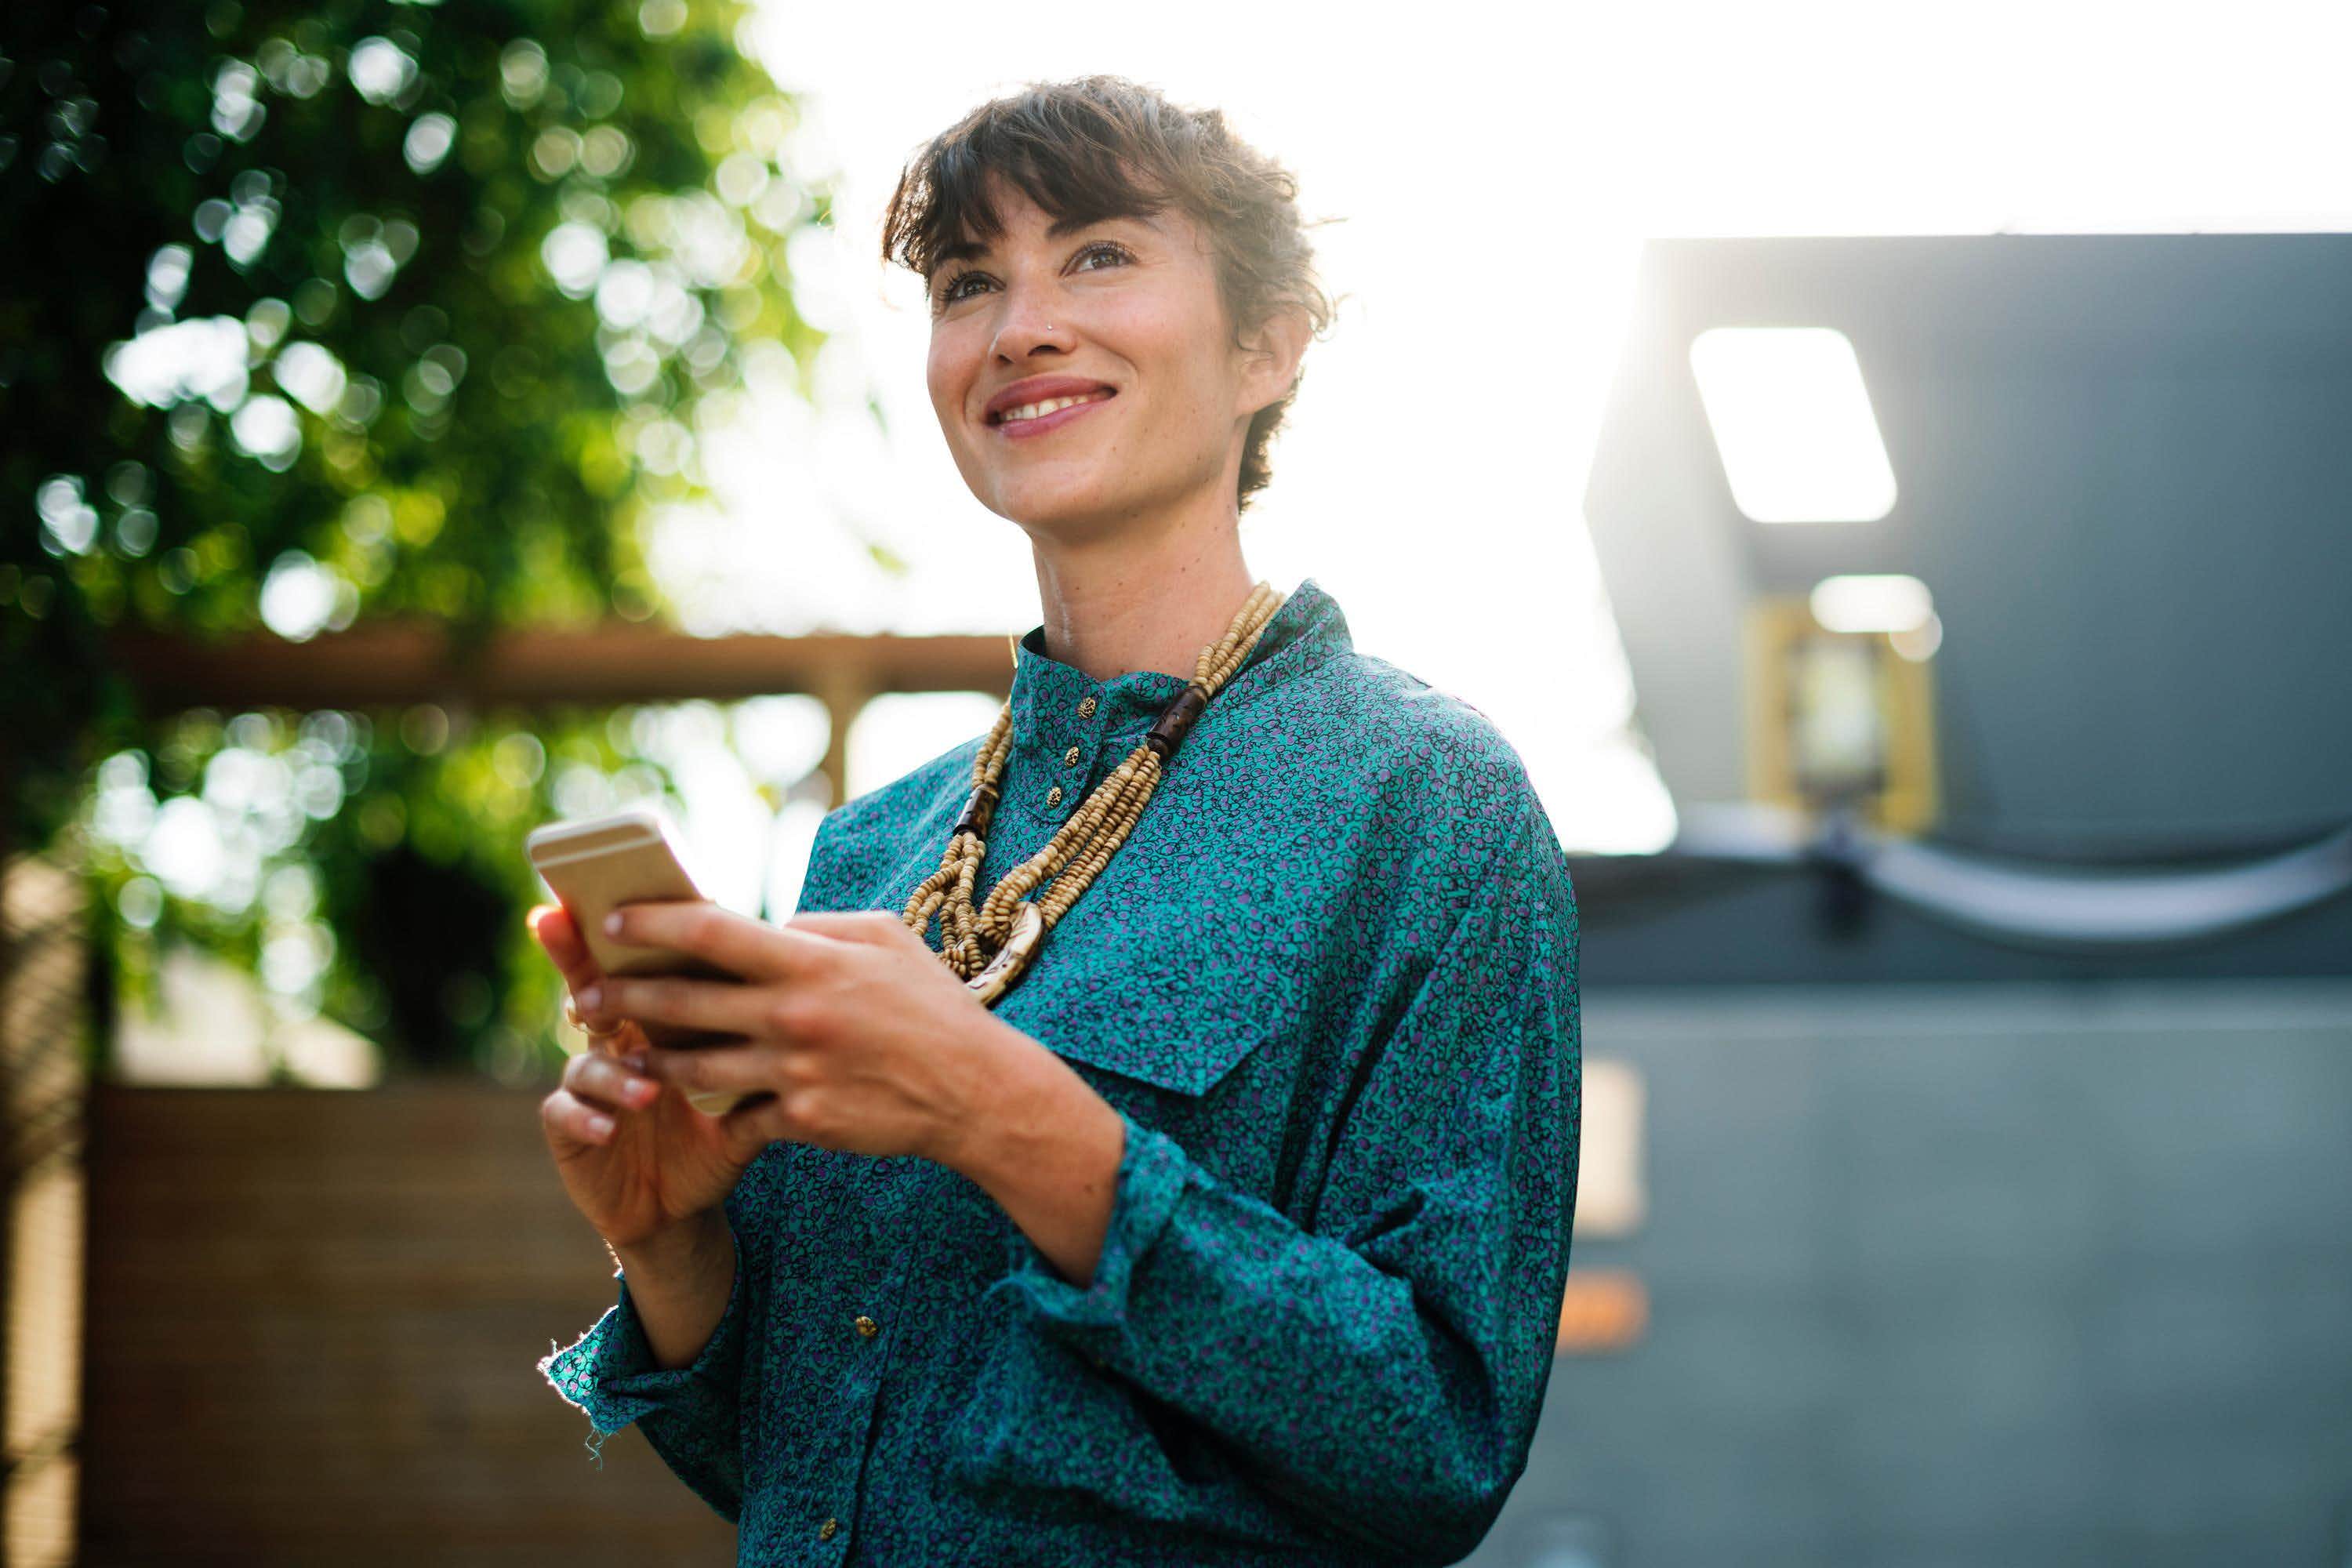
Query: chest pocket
823 805 1325 1099
987 858 1316 1101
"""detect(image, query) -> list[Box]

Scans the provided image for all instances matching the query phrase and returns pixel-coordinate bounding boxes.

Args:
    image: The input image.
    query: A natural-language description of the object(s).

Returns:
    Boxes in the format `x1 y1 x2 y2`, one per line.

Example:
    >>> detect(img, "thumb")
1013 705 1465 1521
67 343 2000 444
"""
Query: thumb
717 1097 784 1166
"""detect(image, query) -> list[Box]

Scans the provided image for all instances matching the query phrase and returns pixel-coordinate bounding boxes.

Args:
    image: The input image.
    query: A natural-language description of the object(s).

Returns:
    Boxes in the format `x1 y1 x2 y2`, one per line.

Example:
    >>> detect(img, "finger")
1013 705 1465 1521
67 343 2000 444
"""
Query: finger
604 900 824 983
636 1040 781 1100
562 990 638 1040
590 974 774 1038
564 987 635 1040
786 909 911 946
720 1091 801 1153
561 1045 662 1112
543 1087 619 1145
532 905 603 990
531 903 583 965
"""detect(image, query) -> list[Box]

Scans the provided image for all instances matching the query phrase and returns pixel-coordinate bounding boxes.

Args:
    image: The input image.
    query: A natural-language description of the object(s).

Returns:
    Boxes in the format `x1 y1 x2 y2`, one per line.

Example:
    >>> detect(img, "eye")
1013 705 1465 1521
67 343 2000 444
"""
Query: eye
933 240 1133 313
937 270 987 309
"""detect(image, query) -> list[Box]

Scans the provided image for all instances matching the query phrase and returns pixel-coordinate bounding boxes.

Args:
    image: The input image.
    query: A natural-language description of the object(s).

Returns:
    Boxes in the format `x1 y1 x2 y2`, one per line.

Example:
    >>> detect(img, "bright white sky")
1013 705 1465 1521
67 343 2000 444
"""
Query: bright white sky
655 0 2352 866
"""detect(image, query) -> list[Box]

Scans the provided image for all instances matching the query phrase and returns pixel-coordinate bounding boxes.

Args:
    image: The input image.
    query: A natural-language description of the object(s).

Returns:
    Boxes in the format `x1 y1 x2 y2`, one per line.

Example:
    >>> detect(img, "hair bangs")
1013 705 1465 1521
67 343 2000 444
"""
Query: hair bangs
891 106 1171 281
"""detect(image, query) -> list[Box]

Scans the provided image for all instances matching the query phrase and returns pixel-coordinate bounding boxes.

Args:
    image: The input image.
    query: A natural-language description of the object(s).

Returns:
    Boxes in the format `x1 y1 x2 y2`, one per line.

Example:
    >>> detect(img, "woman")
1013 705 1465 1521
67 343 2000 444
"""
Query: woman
535 75 1581 1566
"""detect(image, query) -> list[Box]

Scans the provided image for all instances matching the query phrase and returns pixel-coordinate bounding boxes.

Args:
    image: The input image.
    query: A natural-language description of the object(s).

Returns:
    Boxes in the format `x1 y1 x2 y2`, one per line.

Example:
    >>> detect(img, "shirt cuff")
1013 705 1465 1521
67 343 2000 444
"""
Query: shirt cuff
996 1109 1191 1337
537 1231 750 1441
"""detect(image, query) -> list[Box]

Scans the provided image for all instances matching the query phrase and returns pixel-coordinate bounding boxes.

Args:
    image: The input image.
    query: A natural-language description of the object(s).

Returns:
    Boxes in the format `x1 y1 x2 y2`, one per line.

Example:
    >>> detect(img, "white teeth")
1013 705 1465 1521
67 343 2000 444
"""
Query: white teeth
997 390 1109 424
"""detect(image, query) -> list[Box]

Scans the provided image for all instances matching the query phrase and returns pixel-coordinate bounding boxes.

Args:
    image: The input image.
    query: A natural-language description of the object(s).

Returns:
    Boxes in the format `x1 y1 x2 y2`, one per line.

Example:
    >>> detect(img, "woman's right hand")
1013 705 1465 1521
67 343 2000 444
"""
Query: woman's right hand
531 904 760 1251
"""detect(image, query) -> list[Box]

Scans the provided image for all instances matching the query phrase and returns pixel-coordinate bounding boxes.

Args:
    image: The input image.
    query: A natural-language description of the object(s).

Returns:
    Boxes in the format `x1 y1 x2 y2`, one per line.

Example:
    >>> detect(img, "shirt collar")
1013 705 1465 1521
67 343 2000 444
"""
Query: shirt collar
1008 575 1352 749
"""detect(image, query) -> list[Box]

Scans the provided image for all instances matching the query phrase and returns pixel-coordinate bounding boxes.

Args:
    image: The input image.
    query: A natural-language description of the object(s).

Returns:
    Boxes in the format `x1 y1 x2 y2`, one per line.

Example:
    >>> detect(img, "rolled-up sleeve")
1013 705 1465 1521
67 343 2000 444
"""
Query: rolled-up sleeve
991 797 1582 1563
536 1187 763 1522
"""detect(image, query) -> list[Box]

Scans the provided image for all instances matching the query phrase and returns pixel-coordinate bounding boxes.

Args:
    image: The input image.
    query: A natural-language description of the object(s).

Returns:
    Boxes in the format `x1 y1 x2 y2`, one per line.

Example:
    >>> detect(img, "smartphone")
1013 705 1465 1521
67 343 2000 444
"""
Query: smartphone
525 804 766 1116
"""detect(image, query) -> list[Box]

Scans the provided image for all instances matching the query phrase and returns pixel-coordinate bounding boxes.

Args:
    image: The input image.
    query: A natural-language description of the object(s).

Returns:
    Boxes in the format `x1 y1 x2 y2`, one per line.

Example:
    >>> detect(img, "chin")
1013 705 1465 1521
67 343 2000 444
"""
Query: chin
987 470 1131 532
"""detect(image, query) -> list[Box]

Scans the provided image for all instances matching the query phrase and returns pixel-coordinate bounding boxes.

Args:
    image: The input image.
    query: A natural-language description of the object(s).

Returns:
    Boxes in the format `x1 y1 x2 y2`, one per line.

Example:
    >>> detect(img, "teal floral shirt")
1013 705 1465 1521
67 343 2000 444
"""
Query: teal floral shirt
538 576 1581 1566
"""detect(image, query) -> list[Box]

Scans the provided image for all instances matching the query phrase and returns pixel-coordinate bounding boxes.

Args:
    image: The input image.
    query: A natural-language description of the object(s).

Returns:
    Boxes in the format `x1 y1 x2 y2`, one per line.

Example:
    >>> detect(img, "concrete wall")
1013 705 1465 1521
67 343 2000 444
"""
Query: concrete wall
1471 981 2352 1568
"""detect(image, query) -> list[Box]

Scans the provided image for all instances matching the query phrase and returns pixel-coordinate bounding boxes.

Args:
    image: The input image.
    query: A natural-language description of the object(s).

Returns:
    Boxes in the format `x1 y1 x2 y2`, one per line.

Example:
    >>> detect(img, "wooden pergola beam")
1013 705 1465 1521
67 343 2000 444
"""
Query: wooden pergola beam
105 621 1022 811
105 622 1018 713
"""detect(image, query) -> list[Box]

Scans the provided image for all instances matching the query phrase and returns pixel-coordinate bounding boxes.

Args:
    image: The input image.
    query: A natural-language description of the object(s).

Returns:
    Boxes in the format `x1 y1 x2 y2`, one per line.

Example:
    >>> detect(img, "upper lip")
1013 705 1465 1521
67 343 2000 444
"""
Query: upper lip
985 376 1118 424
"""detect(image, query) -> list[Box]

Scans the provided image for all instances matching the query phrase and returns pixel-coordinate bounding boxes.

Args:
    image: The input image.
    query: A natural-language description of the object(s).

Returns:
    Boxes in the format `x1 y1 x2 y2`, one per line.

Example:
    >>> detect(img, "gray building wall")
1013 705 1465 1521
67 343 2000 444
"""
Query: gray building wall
1468 981 2352 1568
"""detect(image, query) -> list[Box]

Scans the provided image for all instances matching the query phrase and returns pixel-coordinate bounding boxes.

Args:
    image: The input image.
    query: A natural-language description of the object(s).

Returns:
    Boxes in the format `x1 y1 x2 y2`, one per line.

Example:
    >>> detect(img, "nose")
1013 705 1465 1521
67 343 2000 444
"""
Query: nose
989 292 1077 363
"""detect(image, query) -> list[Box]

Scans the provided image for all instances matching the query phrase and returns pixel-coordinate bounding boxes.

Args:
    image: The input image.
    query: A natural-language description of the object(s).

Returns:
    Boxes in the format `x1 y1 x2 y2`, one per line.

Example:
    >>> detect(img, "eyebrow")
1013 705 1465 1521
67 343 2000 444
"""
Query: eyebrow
934 211 1158 271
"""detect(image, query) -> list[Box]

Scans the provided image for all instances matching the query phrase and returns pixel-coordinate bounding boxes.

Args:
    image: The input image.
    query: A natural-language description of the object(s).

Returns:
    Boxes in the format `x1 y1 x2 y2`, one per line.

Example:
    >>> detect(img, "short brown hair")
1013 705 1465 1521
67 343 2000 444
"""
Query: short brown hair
880 75 1337 512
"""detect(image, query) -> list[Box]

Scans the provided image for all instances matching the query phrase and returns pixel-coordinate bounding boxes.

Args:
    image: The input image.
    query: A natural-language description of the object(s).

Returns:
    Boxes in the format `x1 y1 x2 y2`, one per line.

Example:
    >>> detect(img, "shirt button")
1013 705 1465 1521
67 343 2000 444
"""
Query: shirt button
1046 785 1063 807
1076 695 1097 717
1063 746 1081 767
853 1315 879 1338
818 1517 839 1540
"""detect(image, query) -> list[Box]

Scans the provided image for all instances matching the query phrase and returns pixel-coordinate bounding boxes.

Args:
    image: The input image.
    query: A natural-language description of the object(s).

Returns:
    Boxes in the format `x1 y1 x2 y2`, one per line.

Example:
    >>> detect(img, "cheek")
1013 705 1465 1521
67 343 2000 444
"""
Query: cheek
1105 299 1225 426
926 332 972 432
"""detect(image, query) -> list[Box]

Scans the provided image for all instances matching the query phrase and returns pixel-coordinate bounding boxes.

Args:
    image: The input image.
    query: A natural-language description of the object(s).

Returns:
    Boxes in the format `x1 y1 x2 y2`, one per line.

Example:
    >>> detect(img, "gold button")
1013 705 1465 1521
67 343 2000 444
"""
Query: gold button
818 1517 838 1540
1076 695 1097 717
1063 746 1081 767
1046 785 1063 806
853 1315 878 1338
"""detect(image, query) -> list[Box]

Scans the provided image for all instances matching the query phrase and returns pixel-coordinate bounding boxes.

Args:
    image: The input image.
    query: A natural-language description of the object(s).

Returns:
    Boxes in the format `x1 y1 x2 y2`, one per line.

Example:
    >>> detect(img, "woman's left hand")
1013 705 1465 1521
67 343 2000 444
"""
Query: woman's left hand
575 903 1028 1173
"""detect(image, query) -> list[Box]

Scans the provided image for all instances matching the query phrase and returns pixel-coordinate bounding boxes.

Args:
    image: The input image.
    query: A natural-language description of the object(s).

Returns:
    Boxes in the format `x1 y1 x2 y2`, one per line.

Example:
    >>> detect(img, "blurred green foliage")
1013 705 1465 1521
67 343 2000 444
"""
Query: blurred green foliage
1 1 836 1079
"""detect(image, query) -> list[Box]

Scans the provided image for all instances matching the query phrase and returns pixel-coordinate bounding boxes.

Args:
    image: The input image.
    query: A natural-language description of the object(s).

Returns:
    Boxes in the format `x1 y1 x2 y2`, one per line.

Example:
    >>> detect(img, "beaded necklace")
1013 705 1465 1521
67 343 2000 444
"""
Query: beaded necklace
900 580 1289 1005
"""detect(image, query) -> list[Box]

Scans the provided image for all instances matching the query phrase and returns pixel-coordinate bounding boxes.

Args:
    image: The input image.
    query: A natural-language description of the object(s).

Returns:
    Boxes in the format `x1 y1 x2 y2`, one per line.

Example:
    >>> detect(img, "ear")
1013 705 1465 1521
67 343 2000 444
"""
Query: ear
1236 303 1313 419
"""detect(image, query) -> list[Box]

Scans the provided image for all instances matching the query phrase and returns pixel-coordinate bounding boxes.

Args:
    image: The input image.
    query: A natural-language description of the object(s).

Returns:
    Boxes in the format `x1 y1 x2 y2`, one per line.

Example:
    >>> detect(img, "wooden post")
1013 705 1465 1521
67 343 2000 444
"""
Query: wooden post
1 844 90 1567
812 659 876 813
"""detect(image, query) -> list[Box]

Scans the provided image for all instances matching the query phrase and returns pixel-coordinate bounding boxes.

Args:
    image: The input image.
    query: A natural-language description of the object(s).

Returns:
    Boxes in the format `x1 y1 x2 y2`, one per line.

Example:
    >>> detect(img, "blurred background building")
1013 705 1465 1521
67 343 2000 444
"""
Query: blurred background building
1465 231 2352 1567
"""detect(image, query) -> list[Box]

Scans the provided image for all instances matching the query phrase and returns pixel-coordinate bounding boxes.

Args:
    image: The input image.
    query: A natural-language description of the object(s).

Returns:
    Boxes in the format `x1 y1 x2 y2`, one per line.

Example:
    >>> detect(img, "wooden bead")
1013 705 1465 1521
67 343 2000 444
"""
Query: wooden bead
952 780 1000 840
1144 684 1210 760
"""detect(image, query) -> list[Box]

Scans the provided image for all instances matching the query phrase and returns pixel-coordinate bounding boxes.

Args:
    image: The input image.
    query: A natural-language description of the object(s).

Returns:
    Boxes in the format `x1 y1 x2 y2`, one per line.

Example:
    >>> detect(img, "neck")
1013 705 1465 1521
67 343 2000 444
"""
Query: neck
1027 497 1258 686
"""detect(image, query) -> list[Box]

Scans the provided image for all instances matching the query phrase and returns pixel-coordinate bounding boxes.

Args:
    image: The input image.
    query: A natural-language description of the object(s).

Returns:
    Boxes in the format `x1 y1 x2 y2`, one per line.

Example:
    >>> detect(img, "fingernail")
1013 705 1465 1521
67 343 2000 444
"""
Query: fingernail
622 1051 648 1073
604 912 624 936
578 984 601 1011
586 1113 614 1136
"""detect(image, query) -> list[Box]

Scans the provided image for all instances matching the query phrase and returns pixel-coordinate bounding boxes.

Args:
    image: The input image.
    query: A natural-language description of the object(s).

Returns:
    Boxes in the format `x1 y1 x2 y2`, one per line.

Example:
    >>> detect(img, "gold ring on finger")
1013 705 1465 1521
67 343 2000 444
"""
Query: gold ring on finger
563 995 621 1039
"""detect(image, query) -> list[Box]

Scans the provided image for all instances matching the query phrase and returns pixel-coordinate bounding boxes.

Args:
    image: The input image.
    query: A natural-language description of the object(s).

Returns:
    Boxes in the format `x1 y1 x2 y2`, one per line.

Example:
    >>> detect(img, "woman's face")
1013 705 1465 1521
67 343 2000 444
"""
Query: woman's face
924 177 1277 534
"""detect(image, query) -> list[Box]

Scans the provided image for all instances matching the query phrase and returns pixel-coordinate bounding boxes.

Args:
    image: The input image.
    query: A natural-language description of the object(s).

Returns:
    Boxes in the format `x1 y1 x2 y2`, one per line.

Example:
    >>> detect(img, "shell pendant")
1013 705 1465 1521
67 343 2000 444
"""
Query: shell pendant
965 900 1044 1007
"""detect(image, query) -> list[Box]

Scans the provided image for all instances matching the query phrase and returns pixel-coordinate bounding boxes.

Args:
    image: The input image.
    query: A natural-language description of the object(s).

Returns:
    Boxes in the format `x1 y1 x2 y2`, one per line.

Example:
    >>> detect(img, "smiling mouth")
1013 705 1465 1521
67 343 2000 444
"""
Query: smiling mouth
989 389 1116 426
